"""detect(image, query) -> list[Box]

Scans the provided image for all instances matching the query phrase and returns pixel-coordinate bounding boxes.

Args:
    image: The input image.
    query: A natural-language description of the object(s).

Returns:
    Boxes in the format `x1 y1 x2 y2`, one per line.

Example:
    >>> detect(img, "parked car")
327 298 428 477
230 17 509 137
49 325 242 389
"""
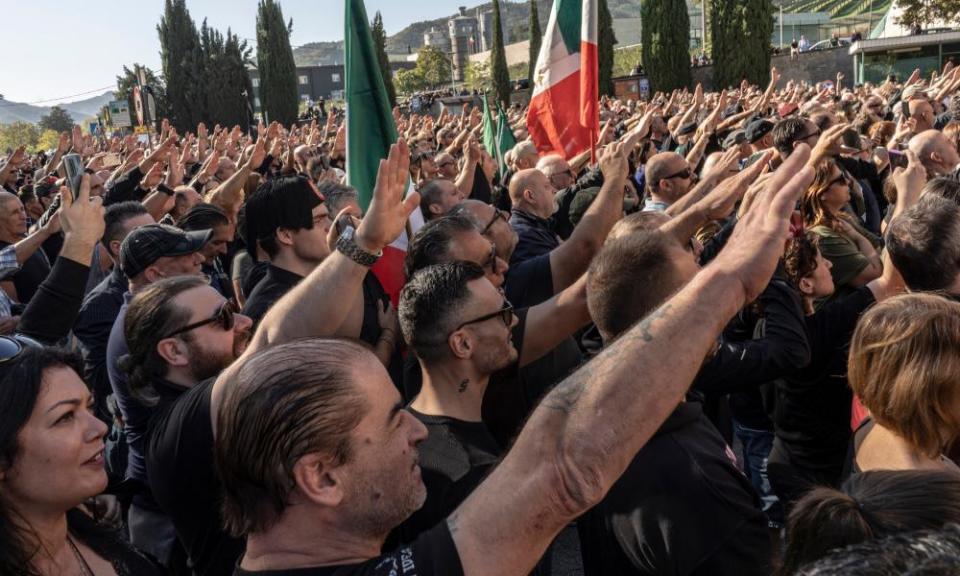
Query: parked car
808 38 851 51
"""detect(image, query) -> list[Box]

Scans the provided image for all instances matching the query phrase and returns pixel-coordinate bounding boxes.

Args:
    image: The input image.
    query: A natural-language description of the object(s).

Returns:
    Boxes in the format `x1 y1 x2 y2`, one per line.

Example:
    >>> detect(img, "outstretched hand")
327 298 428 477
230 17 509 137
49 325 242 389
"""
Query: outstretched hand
713 144 815 304
59 174 105 249
355 139 418 254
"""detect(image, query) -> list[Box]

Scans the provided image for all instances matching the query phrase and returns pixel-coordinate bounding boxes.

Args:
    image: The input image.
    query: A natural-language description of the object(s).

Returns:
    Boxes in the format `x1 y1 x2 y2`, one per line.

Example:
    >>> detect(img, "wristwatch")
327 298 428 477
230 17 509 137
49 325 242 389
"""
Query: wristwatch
156 183 175 196
336 227 381 267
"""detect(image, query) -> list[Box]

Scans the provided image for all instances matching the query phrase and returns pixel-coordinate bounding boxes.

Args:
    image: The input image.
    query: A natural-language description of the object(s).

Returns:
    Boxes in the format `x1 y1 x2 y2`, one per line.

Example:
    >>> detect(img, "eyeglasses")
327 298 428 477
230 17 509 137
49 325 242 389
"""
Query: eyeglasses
454 300 514 332
482 243 499 274
480 209 508 235
798 129 821 142
163 300 237 339
664 167 692 180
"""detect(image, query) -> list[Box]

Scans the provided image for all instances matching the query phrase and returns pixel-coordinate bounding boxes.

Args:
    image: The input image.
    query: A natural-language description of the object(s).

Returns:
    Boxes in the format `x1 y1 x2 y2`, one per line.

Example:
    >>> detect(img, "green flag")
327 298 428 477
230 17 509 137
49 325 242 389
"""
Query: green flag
345 0 398 211
482 93 517 179
495 100 517 176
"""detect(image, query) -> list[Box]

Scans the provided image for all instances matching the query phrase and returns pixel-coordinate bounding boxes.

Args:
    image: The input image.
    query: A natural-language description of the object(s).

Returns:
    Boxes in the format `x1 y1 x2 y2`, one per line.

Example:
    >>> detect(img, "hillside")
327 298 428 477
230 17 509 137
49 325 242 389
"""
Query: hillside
292 0 885 67
0 91 115 125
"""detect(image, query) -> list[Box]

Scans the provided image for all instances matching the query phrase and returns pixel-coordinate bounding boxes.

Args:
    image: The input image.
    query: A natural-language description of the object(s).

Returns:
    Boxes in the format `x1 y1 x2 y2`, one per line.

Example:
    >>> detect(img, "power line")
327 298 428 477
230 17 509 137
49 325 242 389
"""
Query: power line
0 84 117 108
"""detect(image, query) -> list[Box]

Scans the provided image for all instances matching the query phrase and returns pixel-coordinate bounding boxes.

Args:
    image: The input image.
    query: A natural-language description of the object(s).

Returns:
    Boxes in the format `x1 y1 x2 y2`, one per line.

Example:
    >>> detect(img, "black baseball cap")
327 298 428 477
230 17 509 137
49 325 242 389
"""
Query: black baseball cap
745 119 774 144
722 129 747 150
119 224 211 278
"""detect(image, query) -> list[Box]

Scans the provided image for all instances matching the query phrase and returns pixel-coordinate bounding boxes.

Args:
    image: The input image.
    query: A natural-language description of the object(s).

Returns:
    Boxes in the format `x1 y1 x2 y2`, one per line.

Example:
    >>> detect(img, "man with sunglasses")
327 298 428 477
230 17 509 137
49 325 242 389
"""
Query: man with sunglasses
122 275 253 576
643 152 694 213
103 222 210 567
395 261 517 543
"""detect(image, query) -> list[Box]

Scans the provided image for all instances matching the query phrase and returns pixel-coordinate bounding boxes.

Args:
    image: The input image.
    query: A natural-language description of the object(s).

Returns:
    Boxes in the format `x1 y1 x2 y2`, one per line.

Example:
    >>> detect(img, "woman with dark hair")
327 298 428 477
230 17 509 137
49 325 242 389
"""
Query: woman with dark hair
781 470 960 574
0 341 162 575
767 231 896 509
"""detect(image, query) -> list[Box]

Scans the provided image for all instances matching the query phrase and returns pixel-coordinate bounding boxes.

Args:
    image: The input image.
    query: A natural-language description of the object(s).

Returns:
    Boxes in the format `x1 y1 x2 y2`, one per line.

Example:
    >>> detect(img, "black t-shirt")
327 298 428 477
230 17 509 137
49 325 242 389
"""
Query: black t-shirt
145 378 244 576
234 522 463 576
0 239 50 303
503 252 553 309
578 402 771 576
242 264 304 326
772 285 876 481
397 410 502 543
242 261 271 299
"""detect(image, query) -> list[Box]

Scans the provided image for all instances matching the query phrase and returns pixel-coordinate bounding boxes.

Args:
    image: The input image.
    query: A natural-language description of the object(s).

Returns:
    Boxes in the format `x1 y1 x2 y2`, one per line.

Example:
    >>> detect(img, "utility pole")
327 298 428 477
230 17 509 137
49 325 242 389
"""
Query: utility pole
779 1 784 48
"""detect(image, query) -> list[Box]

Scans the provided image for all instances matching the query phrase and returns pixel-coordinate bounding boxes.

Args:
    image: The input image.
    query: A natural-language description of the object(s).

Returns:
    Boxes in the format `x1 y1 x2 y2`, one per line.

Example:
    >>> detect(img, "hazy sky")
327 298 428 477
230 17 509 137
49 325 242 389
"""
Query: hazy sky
0 0 482 104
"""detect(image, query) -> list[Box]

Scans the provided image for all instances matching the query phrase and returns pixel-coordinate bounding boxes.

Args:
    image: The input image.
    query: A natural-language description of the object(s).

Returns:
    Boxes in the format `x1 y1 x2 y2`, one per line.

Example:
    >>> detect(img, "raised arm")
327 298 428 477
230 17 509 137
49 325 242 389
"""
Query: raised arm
548 142 628 292
211 140 418 423
447 144 815 576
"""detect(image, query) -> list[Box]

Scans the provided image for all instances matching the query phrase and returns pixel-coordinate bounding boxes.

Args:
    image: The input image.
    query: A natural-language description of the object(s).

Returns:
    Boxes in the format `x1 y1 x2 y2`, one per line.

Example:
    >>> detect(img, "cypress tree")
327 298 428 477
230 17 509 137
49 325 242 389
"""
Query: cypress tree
712 0 772 88
256 0 299 125
598 0 617 97
527 0 542 87
490 0 512 108
742 0 773 86
641 0 691 93
157 0 204 131
372 12 397 107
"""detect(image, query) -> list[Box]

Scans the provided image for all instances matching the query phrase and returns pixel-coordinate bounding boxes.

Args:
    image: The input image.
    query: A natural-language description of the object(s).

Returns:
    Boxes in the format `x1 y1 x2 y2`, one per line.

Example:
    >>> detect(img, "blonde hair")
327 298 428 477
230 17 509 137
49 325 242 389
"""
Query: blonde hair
848 293 960 458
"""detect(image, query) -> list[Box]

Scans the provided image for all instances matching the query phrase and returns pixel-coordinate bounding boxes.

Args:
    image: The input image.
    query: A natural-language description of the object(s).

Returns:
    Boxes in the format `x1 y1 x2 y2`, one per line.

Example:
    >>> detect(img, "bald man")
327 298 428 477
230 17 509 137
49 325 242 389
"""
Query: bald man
643 152 694 212
508 169 561 265
909 130 960 180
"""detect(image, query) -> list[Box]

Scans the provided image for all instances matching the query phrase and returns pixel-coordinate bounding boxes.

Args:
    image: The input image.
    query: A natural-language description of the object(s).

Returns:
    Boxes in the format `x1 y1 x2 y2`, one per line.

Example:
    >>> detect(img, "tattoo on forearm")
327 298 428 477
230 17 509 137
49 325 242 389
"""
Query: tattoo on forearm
636 303 673 342
541 377 587 413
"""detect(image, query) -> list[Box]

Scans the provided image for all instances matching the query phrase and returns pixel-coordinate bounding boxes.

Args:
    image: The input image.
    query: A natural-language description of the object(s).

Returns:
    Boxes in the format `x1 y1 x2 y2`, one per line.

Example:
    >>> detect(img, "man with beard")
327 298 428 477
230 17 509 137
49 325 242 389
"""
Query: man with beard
395 261 517 542
104 223 209 567
125 139 418 576
123 275 254 575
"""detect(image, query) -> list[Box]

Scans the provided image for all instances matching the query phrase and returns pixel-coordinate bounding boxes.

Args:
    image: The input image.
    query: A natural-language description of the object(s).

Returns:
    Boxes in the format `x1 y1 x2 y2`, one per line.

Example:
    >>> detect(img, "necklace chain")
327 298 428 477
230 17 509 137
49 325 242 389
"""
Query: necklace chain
66 535 94 576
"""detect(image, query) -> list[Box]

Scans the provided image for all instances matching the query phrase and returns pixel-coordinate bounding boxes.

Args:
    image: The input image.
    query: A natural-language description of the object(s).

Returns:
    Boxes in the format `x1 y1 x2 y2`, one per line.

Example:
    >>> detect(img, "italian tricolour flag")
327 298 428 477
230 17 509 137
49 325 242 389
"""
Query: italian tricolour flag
527 0 599 160
344 0 424 304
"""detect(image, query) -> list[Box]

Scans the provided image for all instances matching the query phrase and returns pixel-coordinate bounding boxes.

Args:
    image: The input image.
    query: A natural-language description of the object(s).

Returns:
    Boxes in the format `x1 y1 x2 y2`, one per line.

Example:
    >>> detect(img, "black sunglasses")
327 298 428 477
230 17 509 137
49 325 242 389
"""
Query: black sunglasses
664 167 692 180
0 335 42 364
825 172 850 189
164 300 237 339
455 300 514 332
798 129 821 142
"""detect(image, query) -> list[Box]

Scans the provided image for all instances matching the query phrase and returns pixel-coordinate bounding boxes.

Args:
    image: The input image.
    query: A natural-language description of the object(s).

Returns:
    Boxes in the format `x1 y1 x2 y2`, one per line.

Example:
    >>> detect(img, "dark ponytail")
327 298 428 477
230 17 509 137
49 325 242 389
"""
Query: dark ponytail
781 470 960 575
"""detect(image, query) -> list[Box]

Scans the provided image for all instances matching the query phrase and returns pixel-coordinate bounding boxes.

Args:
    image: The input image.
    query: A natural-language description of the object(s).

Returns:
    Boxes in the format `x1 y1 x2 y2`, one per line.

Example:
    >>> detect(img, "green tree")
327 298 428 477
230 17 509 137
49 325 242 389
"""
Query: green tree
372 12 397 107
0 122 40 153
641 0 691 93
598 0 617 96
256 0 299 125
37 129 61 152
711 0 773 89
157 0 204 131
490 0 512 107
116 64 169 122
466 61 492 92
416 46 451 88
199 21 254 130
896 0 960 28
395 68 426 94
38 106 75 133
527 0 542 86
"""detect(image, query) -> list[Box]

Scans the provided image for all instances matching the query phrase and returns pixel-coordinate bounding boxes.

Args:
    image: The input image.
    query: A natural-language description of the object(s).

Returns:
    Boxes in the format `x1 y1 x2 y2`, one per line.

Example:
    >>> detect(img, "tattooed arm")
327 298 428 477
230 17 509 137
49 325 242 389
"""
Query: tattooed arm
446 145 816 576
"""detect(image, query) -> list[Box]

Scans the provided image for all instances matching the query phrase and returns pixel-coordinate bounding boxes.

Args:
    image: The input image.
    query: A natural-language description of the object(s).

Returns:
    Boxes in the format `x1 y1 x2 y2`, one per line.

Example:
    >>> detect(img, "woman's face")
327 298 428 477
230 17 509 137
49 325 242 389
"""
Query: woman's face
820 167 851 212
2 367 108 512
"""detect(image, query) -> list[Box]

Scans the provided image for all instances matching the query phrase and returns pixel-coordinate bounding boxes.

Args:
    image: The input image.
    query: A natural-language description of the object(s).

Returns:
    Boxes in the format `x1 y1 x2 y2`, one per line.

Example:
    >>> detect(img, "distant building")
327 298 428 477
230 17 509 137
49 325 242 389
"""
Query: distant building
423 26 451 53
477 9 495 52
449 6 480 82
248 61 415 111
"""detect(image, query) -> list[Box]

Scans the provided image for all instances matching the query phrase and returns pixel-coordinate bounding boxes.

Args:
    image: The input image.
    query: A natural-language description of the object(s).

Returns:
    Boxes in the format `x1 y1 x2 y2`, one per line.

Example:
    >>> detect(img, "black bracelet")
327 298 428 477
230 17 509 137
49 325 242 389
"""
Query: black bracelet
156 184 175 196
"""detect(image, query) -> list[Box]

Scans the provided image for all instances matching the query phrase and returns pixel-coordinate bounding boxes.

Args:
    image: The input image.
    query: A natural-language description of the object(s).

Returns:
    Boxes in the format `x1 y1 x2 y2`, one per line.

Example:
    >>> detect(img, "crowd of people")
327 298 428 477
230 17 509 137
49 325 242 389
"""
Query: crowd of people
2 58 960 576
